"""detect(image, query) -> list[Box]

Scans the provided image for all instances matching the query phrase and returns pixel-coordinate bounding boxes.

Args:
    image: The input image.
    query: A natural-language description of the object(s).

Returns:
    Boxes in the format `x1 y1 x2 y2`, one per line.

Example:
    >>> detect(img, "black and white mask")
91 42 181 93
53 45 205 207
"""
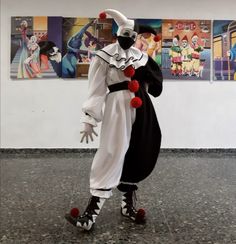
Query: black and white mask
118 28 138 50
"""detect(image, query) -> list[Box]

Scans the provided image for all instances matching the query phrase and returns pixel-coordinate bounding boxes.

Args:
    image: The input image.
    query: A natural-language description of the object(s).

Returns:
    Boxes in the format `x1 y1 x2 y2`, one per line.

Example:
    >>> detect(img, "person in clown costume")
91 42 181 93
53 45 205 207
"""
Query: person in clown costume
181 35 193 76
169 35 182 76
190 32 204 77
65 9 163 231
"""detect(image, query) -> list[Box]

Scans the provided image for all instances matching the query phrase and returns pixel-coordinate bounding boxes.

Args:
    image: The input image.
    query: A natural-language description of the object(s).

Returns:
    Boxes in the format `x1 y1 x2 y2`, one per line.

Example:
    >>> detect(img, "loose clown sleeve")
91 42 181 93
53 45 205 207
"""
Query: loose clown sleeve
146 56 163 97
81 56 108 126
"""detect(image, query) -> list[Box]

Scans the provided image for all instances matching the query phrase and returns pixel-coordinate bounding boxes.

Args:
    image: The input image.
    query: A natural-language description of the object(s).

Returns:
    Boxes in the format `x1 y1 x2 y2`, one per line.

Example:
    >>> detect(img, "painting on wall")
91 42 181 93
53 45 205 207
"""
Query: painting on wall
213 20 236 81
11 16 62 79
135 19 162 66
112 19 162 66
13 16 236 81
162 19 211 80
62 18 113 78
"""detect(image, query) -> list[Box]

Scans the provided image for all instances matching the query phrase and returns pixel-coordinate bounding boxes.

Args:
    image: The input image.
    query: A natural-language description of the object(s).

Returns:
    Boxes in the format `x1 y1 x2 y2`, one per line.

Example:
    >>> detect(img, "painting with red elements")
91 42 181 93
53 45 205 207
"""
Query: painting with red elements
162 19 211 80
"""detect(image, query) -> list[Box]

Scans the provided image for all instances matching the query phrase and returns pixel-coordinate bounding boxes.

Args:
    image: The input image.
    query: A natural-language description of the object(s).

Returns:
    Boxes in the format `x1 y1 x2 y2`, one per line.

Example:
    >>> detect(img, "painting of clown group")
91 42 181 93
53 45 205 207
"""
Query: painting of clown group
10 17 236 81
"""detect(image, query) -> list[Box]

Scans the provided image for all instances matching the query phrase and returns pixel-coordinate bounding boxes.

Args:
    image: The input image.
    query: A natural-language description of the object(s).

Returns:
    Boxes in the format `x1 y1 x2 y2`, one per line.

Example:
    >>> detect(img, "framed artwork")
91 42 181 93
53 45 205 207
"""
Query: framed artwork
11 16 62 79
134 19 162 66
12 16 235 82
62 17 113 78
213 20 236 81
162 19 211 80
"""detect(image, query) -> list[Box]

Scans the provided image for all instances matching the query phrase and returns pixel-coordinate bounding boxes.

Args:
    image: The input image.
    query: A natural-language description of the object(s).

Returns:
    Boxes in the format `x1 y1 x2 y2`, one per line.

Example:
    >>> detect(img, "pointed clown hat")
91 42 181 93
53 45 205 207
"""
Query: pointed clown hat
174 35 180 41
191 32 198 39
182 35 188 41
99 9 157 37
100 9 134 36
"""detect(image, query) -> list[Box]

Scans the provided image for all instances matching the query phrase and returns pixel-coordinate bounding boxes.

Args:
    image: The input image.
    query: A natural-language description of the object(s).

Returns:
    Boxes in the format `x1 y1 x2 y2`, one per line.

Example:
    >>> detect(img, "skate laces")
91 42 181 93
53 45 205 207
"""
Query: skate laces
84 196 99 216
125 191 137 210
133 191 137 208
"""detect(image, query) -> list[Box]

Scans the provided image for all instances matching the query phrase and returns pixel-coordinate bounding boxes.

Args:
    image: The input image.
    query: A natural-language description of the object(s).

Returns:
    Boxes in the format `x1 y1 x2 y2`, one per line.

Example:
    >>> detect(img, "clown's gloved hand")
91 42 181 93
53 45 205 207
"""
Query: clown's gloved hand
80 123 98 144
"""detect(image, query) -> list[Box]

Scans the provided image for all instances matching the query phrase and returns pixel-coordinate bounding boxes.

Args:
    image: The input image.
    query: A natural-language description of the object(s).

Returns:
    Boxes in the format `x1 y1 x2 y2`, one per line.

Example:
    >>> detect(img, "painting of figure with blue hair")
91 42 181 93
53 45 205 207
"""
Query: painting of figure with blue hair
62 17 113 78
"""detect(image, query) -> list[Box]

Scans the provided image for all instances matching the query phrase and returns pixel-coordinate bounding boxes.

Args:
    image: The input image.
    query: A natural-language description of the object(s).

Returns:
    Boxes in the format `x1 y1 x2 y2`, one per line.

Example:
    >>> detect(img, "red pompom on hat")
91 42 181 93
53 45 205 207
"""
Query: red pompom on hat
128 80 140 93
130 97 142 108
99 12 107 19
70 208 80 218
154 35 161 42
124 66 135 77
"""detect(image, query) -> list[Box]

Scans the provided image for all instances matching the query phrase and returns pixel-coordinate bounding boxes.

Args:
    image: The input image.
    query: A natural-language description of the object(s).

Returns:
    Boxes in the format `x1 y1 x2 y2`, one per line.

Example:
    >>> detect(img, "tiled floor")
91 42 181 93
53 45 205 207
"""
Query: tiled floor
0 151 236 244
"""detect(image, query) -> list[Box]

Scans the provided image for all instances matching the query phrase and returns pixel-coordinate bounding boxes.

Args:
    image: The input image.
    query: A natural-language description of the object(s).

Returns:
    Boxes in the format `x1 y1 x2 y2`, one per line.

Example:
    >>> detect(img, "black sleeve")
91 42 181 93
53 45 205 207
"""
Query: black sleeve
133 56 163 97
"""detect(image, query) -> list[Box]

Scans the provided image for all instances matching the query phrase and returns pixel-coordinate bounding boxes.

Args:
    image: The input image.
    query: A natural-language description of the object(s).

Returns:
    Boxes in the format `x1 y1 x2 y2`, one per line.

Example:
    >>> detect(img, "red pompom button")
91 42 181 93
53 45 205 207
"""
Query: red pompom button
135 208 146 223
124 66 135 77
99 12 107 19
70 208 80 218
137 208 146 218
128 80 140 93
154 35 161 42
130 97 143 108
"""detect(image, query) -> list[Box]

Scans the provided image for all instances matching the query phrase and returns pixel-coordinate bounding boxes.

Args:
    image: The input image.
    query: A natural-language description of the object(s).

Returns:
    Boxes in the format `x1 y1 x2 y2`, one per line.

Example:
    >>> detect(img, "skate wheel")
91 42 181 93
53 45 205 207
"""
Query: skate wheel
70 208 80 218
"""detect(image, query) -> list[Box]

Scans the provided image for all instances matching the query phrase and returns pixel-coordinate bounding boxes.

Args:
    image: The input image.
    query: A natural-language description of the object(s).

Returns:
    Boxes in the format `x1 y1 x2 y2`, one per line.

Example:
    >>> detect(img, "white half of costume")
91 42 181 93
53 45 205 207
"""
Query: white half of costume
81 42 148 198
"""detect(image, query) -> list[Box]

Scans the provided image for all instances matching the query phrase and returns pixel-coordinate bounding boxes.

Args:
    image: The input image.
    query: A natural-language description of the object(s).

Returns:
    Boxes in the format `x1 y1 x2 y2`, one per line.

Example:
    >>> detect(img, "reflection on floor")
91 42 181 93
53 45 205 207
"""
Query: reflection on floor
1 151 236 244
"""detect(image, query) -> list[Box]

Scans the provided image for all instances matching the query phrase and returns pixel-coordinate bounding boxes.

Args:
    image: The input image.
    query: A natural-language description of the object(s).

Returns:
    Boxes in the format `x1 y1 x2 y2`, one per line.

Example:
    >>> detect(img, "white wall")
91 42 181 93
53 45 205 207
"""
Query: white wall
1 0 236 149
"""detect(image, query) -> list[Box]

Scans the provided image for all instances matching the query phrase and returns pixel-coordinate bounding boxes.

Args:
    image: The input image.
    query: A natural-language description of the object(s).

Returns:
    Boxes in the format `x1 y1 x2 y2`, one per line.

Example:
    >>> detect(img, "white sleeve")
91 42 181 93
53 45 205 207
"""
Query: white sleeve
81 56 108 126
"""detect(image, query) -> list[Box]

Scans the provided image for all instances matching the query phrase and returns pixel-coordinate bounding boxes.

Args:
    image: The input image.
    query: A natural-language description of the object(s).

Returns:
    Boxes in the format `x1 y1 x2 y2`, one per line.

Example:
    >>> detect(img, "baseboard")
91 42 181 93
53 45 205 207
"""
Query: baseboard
1 148 236 154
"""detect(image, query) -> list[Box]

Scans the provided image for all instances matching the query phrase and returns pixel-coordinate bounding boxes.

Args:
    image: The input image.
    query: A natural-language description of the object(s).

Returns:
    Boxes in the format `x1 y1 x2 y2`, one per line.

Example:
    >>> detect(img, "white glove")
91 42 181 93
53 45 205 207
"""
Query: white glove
80 123 98 144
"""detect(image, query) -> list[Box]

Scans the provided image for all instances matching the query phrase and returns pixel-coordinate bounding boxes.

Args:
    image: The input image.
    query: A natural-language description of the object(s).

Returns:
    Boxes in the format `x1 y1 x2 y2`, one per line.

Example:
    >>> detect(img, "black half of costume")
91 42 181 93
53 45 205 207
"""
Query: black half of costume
120 56 163 183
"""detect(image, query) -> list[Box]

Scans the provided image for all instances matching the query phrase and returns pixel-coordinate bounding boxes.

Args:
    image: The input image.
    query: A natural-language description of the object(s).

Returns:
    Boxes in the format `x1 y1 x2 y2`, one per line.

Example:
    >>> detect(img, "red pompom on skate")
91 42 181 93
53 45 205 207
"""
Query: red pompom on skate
99 12 107 19
130 97 142 108
154 35 161 42
124 66 135 77
135 208 146 223
128 80 140 93
70 208 80 218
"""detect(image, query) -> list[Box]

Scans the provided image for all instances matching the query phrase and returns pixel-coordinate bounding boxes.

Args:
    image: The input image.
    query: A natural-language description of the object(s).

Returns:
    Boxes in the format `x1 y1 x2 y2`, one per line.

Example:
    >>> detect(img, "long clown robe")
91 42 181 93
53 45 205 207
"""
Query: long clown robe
81 41 163 198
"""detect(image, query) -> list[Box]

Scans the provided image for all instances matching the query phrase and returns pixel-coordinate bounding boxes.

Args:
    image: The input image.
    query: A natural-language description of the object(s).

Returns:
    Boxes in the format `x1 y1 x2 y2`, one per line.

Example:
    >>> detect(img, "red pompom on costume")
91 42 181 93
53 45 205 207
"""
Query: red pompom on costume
154 35 161 42
128 80 140 93
99 12 107 19
124 66 135 77
130 97 143 108
70 208 80 218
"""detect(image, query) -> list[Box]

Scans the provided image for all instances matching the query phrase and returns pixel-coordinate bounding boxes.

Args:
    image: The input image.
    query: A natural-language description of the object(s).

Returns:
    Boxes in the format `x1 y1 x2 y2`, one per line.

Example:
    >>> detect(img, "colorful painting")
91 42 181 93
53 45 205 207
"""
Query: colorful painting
162 19 211 80
11 16 62 79
62 18 113 78
213 20 236 81
135 19 162 66
13 17 236 81
112 19 162 66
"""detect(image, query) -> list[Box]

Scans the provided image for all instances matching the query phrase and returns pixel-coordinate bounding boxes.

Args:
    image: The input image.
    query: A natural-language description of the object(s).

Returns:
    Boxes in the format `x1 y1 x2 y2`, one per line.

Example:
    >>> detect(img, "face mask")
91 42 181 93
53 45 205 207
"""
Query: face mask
118 36 135 50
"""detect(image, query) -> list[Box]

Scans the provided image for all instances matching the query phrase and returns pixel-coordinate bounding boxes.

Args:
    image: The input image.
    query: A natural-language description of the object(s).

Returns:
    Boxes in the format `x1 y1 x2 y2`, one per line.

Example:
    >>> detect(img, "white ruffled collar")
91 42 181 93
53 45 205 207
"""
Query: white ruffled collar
96 42 148 70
